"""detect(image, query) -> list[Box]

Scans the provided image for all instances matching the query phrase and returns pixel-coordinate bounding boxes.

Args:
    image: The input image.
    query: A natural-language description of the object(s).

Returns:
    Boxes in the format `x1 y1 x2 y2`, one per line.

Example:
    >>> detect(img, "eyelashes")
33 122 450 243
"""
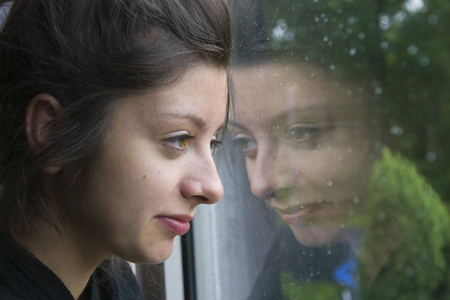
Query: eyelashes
163 134 194 151
232 134 257 159
232 123 328 159
162 134 222 153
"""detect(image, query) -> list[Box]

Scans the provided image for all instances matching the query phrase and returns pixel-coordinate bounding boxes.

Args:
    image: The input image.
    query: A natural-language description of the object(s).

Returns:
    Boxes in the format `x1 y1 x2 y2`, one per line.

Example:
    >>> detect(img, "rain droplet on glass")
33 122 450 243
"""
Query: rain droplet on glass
374 87 383 95
407 44 418 55
426 152 437 162
419 56 430 66
427 14 439 25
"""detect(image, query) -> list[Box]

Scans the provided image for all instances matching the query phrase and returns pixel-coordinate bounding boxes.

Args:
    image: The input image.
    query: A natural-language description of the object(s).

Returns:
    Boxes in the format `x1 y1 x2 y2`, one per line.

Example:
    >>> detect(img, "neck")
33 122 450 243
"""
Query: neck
16 221 108 299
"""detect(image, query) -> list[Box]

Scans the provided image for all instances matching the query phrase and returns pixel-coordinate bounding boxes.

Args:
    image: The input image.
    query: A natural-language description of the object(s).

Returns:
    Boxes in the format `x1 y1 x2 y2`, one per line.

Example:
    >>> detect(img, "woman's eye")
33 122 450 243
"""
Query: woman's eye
163 134 194 150
232 134 257 159
210 137 222 155
286 124 319 143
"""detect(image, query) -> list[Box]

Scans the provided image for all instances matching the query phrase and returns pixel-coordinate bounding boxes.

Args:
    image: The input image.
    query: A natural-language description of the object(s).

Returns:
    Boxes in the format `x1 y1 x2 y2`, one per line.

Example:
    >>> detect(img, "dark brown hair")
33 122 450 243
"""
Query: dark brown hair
0 0 231 237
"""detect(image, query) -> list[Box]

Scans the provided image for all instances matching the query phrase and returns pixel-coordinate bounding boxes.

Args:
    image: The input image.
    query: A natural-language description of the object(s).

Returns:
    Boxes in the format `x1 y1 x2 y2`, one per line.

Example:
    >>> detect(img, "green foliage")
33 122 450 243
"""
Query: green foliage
281 271 344 300
362 148 450 299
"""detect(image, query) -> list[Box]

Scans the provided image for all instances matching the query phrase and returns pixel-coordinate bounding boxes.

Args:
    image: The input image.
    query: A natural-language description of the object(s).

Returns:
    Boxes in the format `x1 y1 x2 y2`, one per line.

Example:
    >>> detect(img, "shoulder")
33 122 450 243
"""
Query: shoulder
86 258 144 300
0 236 73 300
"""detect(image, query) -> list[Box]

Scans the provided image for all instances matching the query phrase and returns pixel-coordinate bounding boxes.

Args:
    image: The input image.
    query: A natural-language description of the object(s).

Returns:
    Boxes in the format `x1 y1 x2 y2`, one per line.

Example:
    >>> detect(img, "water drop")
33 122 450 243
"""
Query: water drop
349 48 357 56
330 64 335 70
405 267 414 277
407 44 418 55
380 41 389 50
379 15 391 30
394 11 407 23
428 14 439 25
374 87 383 95
390 126 403 135
426 152 437 162
353 197 359 204
419 56 430 66
327 181 333 187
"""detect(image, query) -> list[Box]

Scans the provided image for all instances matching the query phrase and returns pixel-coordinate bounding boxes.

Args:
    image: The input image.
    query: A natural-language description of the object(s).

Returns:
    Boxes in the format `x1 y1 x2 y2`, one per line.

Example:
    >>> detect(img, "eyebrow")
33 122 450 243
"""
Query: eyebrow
227 106 329 132
160 112 208 131
227 120 248 131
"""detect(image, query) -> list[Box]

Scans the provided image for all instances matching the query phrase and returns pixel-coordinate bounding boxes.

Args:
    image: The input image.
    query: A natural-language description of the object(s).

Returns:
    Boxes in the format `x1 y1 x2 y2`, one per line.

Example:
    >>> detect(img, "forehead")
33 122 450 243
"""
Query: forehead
125 65 228 125
231 64 365 125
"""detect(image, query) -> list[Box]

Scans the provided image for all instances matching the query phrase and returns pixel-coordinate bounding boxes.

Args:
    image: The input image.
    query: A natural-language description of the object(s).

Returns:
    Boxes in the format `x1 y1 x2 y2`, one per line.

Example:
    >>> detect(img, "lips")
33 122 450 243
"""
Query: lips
273 202 332 225
156 215 193 236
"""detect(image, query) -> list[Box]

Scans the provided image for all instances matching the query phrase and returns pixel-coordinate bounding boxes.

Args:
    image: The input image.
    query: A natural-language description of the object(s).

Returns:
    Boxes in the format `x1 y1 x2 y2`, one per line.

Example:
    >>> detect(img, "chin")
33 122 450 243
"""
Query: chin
115 240 175 264
290 225 346 248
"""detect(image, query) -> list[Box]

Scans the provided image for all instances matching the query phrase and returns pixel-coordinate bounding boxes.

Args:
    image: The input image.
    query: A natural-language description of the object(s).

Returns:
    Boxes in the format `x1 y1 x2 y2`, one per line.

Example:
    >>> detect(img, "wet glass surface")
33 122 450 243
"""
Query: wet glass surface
211 0 450 299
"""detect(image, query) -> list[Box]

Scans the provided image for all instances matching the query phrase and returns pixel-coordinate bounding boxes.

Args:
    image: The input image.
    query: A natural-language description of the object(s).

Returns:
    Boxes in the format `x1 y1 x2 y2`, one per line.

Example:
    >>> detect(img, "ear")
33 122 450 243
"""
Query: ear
25 93 63 174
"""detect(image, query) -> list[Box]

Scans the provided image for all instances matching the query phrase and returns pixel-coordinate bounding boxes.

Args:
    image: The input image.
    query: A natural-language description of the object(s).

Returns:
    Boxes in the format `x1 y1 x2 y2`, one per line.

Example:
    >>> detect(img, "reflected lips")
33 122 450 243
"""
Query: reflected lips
276 203 330 225
156 215 192 235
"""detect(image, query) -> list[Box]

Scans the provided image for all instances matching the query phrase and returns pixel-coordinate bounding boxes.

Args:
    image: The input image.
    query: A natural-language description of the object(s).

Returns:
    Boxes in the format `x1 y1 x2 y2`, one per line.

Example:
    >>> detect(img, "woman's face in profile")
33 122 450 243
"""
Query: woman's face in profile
61 65 227 264
230 64 370 247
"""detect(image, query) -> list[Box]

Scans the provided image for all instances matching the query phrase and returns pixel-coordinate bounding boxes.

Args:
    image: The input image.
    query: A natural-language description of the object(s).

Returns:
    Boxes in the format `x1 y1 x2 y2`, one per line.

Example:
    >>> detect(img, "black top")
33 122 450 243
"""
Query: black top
0 236 144 300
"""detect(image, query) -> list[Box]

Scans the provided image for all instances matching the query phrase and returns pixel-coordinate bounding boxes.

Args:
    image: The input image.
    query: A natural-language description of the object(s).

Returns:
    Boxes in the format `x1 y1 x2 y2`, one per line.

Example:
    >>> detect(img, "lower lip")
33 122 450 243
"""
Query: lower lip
156 217 191 235
279 203 329 225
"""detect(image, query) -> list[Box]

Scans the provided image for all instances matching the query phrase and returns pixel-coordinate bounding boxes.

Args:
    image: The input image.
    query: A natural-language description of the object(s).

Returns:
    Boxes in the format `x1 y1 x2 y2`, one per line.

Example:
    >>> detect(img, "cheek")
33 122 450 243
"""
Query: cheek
81 160 166 227
245 160 256 180
293 148 364 183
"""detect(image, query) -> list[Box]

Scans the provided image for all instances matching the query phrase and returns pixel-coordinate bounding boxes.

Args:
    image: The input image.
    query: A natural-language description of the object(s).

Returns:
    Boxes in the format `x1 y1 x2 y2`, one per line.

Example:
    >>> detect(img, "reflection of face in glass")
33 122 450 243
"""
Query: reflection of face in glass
230 63 371 247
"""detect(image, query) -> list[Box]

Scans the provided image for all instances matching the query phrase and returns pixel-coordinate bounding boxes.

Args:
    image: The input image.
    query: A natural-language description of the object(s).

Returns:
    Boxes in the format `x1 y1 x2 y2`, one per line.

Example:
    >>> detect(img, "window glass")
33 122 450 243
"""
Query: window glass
193 0 450 299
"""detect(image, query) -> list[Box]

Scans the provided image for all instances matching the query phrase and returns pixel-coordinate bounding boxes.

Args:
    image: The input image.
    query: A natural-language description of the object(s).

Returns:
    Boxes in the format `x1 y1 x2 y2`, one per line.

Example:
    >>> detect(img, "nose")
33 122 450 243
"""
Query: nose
248 144 276 200
180 151 224 204
248 142 292 201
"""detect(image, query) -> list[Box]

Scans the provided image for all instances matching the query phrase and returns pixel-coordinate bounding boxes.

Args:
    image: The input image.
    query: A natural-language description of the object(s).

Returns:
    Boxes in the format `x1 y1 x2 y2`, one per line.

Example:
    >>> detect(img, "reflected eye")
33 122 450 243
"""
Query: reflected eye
286 124 319 143
232 134 257 159
210 136 222 155
163 134 194 151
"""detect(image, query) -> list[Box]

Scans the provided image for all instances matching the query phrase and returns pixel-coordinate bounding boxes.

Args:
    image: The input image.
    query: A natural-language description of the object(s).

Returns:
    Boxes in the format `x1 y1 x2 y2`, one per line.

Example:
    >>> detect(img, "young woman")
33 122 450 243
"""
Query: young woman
0 0 231 299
